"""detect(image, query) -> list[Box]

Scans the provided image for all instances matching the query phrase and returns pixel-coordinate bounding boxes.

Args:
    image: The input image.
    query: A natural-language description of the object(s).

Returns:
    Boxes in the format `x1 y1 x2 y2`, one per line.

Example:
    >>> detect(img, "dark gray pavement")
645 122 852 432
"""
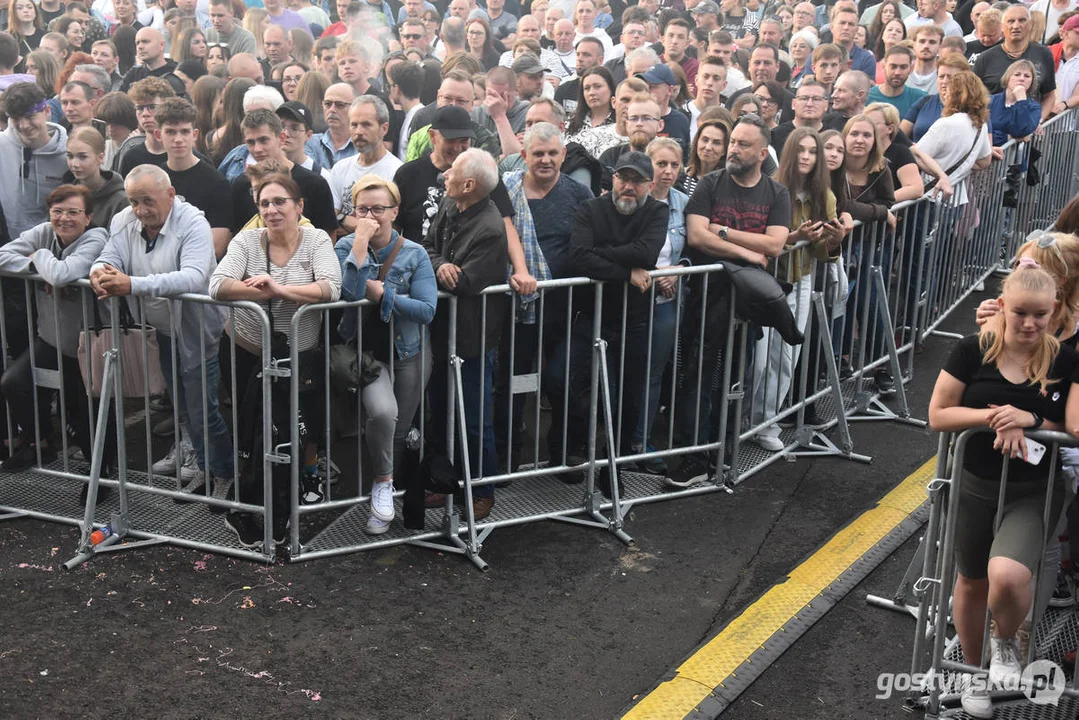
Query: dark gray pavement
0 294 976 719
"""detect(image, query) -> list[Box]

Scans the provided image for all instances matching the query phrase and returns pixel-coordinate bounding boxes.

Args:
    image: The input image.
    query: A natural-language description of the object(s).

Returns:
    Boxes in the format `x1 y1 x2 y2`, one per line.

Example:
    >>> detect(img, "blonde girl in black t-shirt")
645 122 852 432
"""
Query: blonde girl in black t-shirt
929 260 1078 718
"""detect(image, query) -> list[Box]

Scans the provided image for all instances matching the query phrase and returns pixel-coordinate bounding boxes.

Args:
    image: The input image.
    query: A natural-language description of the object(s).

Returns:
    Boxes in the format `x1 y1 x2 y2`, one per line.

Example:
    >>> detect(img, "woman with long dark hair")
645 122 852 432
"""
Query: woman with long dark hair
208 77 255 165
565 66 615 138
677 118 729 197
750 128 844 450
191 74 225 157
465 17 501 70
868 2 903 56
171 26 207 64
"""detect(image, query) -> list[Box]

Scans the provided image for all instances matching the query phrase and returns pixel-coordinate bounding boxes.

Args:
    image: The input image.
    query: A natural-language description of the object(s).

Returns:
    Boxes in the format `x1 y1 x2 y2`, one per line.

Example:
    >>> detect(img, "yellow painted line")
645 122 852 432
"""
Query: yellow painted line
623 456 938 720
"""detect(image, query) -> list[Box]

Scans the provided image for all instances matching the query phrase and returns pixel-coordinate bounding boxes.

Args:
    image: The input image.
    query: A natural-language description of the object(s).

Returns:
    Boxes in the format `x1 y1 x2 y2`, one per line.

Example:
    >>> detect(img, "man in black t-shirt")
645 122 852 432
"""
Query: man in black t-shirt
154 98 234 257
973 5 1056 117
228 109 337 236
119 28 184 96
667 115 792 487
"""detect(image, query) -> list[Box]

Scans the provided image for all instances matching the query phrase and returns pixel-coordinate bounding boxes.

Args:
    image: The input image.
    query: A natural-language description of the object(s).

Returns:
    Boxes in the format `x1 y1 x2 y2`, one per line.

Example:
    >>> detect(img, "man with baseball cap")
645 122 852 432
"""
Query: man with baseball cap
636 63 691 156
691 1 721 32
511 52 547 102
394 105 516 244
275 100 327 177
1054 14 1079 114
544 148 667 497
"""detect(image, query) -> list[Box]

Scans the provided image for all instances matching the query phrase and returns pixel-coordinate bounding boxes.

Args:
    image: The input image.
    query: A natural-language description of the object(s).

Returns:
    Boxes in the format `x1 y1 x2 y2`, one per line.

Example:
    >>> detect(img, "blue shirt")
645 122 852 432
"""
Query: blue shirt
988 92 1041 146
868 84 927 119
305 132 357 174
849 46 878 78
527 174 594 279
904 93 944 142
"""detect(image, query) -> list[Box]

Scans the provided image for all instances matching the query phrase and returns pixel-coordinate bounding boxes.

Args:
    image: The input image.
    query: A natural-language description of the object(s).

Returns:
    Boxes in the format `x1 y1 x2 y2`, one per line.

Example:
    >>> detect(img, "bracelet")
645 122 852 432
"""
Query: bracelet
1030 411 1044 429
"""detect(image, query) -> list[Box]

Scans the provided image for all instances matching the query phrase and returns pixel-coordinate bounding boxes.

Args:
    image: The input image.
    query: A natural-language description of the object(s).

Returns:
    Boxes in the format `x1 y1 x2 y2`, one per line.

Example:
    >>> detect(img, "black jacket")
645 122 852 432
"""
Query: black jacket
569 194 669 327
423 196 509 359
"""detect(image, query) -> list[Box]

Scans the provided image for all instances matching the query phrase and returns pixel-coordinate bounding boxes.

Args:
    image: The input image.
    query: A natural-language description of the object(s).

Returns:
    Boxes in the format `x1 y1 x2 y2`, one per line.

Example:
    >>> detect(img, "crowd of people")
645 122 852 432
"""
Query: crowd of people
0 0 1076 703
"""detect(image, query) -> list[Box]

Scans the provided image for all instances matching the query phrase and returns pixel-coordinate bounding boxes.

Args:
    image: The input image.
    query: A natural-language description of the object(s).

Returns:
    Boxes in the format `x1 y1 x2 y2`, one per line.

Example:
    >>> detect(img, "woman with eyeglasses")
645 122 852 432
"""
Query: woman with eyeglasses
7 0 45 55
63 126 127 229
0 184 109 473
465 17 501 70
210 173 341 546
334 176 437 535
753 81 785 129
278 61 308 102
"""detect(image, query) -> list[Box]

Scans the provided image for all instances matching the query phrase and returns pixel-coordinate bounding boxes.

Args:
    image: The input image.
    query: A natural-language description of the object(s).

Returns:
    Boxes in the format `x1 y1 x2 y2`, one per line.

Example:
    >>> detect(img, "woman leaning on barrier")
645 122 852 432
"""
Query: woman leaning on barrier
928 260 1079 719
333 175 437 537
989 59 1043 146
0 184 111 478
750 128 845 451
209 173 342 549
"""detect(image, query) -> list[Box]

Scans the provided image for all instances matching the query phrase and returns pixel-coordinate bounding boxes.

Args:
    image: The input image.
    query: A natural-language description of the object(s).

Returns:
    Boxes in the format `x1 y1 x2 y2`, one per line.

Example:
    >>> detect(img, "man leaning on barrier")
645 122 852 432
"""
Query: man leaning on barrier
421 148 509 522
544 150 668 497
666 114 791 487
89 165 233 497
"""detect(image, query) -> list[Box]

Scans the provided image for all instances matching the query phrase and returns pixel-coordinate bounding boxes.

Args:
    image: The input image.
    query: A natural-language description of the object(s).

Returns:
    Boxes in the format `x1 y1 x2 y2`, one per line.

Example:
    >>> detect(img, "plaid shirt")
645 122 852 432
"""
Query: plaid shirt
502 170 552 325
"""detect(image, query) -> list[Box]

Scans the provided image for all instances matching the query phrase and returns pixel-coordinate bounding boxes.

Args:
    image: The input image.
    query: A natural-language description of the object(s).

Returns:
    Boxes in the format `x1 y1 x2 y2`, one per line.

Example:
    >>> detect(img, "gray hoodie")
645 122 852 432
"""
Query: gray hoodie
0 123 69 240
64 169 128 230
0 223 108 356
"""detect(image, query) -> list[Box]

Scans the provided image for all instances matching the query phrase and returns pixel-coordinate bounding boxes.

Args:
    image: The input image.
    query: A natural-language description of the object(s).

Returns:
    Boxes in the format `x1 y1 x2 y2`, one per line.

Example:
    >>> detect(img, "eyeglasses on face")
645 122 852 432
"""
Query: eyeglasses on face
626 115 659 124
401 33 423 39
353 204 396 217
49 207 85 218
258 197 297 209
323 100 350 109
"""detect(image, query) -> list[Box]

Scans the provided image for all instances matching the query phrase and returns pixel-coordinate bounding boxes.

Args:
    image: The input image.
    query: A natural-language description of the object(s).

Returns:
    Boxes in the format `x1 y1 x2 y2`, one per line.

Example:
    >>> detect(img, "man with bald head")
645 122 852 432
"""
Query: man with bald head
435 16 466 58
91 164 232 497
263 24 294 65
550 18 576 74
823 70 871 129
227 53 264 83
120 28 184 95
305 82 358 171
498 15 561 72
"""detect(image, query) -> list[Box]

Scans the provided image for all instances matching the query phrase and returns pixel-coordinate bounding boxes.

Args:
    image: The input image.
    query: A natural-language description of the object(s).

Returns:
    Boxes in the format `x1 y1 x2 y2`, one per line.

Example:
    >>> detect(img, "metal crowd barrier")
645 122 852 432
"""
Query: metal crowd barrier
904 428 1079 718
1 110 1078 568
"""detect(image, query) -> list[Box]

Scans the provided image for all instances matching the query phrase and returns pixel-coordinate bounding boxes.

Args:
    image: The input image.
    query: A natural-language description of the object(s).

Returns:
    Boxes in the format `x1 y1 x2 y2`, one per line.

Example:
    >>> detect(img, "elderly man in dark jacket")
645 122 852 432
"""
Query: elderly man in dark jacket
545 151 668 496
422 148 508 521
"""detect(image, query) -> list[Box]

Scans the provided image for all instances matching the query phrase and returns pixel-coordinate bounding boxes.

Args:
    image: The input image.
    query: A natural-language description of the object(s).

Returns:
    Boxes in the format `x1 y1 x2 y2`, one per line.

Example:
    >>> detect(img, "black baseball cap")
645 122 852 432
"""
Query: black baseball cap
276 101 313 130
432 105 475 140
612 151 653 181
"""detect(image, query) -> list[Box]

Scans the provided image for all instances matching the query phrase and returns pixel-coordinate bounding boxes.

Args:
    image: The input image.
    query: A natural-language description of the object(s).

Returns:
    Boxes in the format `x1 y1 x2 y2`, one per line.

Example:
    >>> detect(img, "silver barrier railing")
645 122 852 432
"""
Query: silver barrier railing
906 428 1079 718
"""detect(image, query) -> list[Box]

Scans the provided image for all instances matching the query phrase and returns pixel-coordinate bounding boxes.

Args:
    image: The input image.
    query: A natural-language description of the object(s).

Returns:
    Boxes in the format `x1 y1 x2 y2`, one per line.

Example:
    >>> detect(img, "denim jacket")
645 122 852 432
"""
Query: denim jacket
335 230 438 360
666 187 688 264
216 143 250 182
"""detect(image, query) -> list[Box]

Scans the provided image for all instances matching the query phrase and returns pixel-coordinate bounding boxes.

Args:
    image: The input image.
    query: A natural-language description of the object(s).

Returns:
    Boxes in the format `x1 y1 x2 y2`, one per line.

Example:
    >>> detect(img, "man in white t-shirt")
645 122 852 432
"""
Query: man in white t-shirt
327 95 403 233
904 0 963 37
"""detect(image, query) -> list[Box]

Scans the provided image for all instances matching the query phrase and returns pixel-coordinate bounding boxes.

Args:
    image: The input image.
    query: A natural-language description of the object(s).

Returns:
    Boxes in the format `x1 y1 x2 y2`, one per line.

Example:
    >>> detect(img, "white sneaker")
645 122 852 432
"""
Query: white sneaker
365 515 391 535
752 426 785 452
180 469 206 495
152 438 196 477
151 442 181 476
989 635 1023 688
176 444 201 483
960 677 993 719
370 480 395 522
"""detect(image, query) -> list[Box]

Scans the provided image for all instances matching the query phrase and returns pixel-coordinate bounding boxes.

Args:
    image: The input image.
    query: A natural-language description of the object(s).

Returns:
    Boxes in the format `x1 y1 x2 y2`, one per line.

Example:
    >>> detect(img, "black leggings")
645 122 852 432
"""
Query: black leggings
0 336 116 465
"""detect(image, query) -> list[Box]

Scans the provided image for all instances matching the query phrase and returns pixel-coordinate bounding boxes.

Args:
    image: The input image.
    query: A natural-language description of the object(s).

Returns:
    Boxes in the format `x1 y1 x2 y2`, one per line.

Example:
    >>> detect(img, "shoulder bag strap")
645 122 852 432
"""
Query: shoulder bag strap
377 236 406 282
262 230 274 329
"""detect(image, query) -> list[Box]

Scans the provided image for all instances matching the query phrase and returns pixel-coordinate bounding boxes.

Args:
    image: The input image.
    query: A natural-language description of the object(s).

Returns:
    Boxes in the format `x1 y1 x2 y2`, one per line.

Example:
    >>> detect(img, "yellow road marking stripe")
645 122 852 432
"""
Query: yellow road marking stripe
623 457 938 720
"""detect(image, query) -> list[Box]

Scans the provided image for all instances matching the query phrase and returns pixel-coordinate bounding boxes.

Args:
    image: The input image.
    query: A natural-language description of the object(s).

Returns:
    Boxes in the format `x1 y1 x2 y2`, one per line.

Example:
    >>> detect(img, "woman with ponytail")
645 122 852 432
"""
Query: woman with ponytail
929 259 1079 719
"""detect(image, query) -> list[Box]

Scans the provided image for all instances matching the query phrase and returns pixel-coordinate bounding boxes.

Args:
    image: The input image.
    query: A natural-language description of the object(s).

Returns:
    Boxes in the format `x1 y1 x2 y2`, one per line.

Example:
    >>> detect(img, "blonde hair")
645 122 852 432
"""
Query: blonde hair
979 263 1061 392
68 126 105 155
1014 231 1079 336
350 175 401 207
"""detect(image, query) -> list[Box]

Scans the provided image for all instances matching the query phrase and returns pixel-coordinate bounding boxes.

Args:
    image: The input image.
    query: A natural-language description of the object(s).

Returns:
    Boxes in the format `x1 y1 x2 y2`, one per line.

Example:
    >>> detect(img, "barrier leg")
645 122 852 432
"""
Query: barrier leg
790 292 872 464
593 338 633 545
64 350 164 570
447 354 488 572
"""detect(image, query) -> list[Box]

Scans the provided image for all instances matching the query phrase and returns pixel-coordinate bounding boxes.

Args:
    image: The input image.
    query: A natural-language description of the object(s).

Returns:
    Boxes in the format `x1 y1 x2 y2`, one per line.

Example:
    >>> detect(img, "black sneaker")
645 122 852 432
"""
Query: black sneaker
2 443 56 472
1050 570 1075 608
224 512 263 550
874 369 896 396
665 454 712 489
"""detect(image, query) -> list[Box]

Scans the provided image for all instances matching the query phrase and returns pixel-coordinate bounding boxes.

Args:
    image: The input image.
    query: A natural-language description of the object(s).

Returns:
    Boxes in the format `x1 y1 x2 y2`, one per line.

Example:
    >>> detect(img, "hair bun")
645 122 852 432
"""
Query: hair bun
1017 256 1041 269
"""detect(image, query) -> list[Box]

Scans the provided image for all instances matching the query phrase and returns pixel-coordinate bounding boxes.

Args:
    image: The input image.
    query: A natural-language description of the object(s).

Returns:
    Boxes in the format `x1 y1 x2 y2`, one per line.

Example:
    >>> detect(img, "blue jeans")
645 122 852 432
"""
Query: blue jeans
158 333 234 477
633 298 680 449
428 350 497 499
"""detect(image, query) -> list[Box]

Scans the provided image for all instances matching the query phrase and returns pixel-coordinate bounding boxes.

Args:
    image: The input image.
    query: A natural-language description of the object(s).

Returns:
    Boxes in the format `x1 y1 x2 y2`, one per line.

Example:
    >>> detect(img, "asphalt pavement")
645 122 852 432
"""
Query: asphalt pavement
0 289 976 720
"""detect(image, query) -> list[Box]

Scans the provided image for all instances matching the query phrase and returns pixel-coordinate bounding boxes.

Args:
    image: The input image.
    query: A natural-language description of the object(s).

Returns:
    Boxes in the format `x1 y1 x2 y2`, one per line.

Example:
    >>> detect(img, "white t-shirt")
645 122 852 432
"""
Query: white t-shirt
917 113 992 204
1031 0 1079 42
574 29 613 62
1057 52 1079 105
907 69 938 95
398 105 422 162
328 152 404 215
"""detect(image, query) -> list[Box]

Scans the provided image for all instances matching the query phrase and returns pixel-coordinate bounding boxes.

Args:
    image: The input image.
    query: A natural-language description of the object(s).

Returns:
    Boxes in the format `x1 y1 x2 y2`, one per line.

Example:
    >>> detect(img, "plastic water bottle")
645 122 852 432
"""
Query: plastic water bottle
90 525 113 545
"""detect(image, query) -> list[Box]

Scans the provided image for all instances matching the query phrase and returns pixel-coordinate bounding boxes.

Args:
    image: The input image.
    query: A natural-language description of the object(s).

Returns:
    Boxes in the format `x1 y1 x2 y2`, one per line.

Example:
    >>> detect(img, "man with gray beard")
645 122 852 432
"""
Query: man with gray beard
544 151 667 496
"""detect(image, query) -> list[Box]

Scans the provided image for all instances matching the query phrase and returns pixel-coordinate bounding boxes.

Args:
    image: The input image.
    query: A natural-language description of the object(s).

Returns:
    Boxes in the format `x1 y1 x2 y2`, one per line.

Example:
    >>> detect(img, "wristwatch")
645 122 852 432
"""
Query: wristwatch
719 225 729 240
1030 411 1044 429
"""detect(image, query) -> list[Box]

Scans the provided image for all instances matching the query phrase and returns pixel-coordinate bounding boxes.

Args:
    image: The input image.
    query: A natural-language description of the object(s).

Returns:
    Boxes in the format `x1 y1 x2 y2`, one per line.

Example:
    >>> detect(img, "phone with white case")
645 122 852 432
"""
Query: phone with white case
1024 438 1047 466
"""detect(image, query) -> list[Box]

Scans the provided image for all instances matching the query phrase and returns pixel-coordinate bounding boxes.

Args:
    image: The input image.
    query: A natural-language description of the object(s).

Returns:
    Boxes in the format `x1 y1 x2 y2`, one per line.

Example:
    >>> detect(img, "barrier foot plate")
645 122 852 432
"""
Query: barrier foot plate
847 395 928 427
61 531 167 570
0 510 26 522
445 532 488 572
791 429 873 464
